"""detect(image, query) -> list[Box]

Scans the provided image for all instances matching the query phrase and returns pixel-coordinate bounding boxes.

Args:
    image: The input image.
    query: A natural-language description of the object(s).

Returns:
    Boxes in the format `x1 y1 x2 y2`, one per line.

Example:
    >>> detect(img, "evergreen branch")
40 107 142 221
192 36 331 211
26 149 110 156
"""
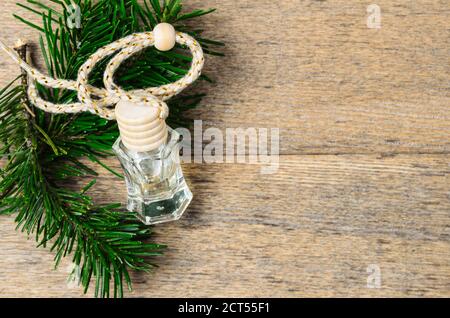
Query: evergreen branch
1 0 223 297
0 52 163 299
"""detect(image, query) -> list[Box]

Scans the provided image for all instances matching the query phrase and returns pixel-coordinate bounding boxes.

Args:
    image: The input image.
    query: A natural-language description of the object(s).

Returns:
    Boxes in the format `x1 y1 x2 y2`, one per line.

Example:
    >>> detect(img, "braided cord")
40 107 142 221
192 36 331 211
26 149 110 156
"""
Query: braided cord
0 31 204 120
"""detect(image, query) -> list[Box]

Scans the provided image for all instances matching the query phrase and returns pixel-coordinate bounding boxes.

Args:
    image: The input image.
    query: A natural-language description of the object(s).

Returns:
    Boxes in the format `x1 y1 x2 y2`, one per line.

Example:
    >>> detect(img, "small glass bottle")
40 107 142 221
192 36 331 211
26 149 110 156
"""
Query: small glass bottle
113 100 192 225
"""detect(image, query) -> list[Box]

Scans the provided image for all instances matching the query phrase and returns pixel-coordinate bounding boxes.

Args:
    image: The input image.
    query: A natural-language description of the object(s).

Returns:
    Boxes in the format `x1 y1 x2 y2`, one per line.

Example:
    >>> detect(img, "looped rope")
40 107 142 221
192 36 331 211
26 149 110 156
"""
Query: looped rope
0 31 204 120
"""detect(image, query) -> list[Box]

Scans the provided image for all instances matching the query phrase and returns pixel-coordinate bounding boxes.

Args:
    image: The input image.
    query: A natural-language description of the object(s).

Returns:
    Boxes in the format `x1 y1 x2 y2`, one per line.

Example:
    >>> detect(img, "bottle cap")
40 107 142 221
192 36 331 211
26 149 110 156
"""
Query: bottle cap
115 100 168 152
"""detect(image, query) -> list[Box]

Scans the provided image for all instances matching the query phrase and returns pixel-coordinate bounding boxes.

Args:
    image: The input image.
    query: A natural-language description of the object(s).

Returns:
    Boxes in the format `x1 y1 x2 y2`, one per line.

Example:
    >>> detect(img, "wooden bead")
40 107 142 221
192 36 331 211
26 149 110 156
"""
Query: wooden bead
153 23 176 51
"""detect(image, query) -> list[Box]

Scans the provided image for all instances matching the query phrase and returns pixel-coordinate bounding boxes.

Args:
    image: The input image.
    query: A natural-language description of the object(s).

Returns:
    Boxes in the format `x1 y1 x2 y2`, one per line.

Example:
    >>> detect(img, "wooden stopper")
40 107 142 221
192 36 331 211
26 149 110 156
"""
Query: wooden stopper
115 100 168 152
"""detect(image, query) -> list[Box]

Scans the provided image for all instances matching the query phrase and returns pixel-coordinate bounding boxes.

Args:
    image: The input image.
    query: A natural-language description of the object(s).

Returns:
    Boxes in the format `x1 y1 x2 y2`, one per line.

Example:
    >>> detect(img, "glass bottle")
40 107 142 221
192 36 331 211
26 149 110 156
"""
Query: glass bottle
113 101 192 225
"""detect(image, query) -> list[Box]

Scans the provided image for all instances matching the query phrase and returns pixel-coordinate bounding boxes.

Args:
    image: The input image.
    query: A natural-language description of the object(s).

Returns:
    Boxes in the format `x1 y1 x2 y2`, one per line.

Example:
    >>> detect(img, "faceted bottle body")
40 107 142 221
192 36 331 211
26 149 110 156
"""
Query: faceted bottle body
113 128 192 225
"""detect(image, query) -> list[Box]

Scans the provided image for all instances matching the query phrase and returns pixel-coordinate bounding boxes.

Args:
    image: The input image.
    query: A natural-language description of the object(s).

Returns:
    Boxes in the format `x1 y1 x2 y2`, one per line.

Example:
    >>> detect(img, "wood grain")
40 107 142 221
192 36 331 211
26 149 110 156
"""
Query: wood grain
1 155 449 297
0 0 449 298
0 0 448 155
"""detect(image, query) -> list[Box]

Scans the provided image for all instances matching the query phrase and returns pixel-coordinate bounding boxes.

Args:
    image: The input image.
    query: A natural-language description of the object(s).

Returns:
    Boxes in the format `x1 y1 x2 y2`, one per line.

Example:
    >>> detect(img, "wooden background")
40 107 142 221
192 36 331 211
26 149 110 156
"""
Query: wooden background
0 0 449 297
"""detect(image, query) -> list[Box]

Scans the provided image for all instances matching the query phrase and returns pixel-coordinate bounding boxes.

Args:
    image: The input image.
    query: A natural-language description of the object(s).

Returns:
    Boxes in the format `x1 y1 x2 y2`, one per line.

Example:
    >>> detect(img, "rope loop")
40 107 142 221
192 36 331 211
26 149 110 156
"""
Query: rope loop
0 30 204 120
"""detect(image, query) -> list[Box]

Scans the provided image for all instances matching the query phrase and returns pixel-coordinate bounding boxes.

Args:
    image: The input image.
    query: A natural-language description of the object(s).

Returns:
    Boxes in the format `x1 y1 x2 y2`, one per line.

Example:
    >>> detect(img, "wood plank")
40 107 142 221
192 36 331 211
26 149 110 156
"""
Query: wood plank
0 155 449 297
0 0 449 299
0 0 448 155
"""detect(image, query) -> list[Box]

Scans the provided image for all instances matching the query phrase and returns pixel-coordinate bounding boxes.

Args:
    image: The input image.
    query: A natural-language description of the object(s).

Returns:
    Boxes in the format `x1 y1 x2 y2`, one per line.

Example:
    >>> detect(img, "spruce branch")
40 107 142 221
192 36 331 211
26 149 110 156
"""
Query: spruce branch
1 0 222 297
